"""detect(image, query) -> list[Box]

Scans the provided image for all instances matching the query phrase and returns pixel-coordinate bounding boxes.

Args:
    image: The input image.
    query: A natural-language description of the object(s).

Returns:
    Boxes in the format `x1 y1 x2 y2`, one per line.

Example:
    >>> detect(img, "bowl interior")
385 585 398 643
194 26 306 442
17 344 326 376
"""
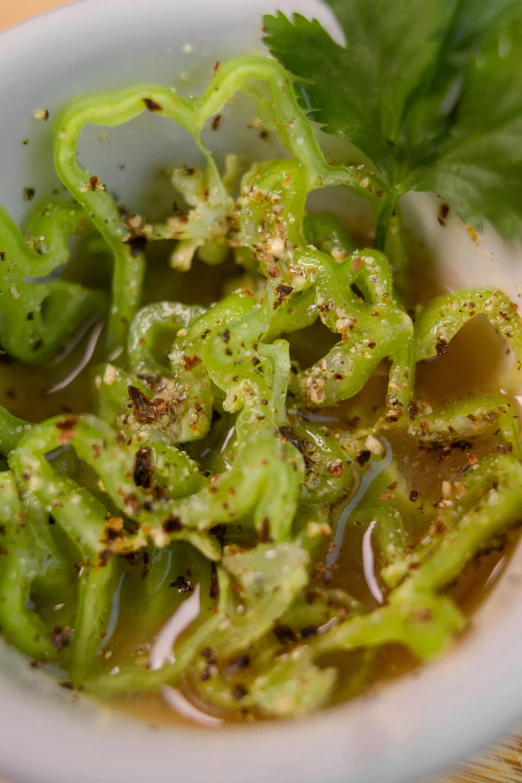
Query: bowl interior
1 2 522 783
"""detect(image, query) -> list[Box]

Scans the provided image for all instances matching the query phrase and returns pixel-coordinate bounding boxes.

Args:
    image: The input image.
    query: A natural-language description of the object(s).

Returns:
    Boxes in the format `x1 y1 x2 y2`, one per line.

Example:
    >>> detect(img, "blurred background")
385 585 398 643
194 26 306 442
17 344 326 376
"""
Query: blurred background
3 0 73 29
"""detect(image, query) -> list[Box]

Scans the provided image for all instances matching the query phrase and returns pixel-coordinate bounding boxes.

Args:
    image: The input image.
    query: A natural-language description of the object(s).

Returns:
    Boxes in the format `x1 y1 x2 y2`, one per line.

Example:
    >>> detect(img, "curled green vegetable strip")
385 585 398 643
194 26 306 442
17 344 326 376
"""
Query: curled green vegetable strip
53 56 383 355
9 414 220 559
403 396 522 459
383 454 522 594
313 454 522 663
86 566 231 696
312 595 465 661
94 364 207 499
211 158 413 405
0 203 107 362
384 288 522 431
416 290 522 378
212 543 310 658
251 647 337 718
304 213 357 261
0 407 30 456
287 414 354 506
98 300 213 444
0 472 59 660
0 55 521 721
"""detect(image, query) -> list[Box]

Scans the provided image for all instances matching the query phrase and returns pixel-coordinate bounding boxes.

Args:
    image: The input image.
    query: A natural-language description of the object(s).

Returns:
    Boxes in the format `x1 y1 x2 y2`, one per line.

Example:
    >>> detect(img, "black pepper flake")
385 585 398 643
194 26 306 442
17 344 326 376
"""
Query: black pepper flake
104 521 122 542
170 575 194 593
134 446 154 489
163 515 184 533
232 684 248 701
49 626 73 652
99 549 113 567
183 354 201 371
209 525 227 546
435 339 449 356
259 516 272 542
56 415 79 432
300 625 318 639
211 114 222 131
209 563 219 599
438 202 450 226
143 97 163 112
0 252 5 261
125 235 148 257
222 329 231 343
409 490 420 502
407 401 418 421
273 284 293 309
278 425 303 452
89 175 105 191
450 439 473 452
24 188 36 201
124 551 142 566
232 654 250 670
355 450 372 466
273 625 297 644
260 129 269 140
128 385 157 424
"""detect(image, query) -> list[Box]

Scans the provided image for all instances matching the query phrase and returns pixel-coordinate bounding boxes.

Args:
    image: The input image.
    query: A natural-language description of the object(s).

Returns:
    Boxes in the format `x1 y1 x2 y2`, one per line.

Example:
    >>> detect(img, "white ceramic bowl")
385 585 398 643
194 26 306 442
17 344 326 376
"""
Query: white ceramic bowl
1 2 522 782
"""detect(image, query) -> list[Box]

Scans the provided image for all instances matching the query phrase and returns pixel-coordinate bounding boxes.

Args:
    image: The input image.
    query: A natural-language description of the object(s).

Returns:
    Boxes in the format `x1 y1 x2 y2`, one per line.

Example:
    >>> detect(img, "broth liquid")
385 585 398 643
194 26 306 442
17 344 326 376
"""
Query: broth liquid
0 241 519 727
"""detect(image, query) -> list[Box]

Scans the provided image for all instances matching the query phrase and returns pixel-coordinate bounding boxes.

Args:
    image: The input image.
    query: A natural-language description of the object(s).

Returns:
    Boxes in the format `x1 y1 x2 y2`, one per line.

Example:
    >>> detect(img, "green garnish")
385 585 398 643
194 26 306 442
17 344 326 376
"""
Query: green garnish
264 1 522 246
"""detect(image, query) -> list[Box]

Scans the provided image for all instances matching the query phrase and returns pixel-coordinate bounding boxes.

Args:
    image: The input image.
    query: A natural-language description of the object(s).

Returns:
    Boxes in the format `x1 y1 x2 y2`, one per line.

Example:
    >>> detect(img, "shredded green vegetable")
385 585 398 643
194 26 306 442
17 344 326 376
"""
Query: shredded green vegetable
0 51 521 723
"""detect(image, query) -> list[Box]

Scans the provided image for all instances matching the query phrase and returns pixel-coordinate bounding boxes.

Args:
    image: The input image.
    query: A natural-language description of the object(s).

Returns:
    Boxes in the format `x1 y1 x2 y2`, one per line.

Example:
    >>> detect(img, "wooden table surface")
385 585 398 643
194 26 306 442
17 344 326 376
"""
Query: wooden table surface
2 0 75 30
1 1 521 782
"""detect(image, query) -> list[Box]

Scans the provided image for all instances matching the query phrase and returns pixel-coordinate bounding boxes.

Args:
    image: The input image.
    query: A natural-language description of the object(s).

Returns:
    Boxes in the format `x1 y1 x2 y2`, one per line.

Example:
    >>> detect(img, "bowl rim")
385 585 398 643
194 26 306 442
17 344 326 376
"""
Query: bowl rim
1 3 522 783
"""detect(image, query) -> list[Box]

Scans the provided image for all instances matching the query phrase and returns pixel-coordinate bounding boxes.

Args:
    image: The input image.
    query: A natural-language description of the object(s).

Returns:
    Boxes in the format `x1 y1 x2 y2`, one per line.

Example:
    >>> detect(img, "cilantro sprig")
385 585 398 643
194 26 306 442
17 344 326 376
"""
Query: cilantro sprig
264 0 522 248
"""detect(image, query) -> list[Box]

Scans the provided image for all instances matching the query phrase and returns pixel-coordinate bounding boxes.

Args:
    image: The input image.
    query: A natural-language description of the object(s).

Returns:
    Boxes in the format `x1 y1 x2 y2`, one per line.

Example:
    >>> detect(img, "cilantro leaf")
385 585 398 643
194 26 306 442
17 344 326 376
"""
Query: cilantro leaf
417 14 522 236
264 0 522 241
